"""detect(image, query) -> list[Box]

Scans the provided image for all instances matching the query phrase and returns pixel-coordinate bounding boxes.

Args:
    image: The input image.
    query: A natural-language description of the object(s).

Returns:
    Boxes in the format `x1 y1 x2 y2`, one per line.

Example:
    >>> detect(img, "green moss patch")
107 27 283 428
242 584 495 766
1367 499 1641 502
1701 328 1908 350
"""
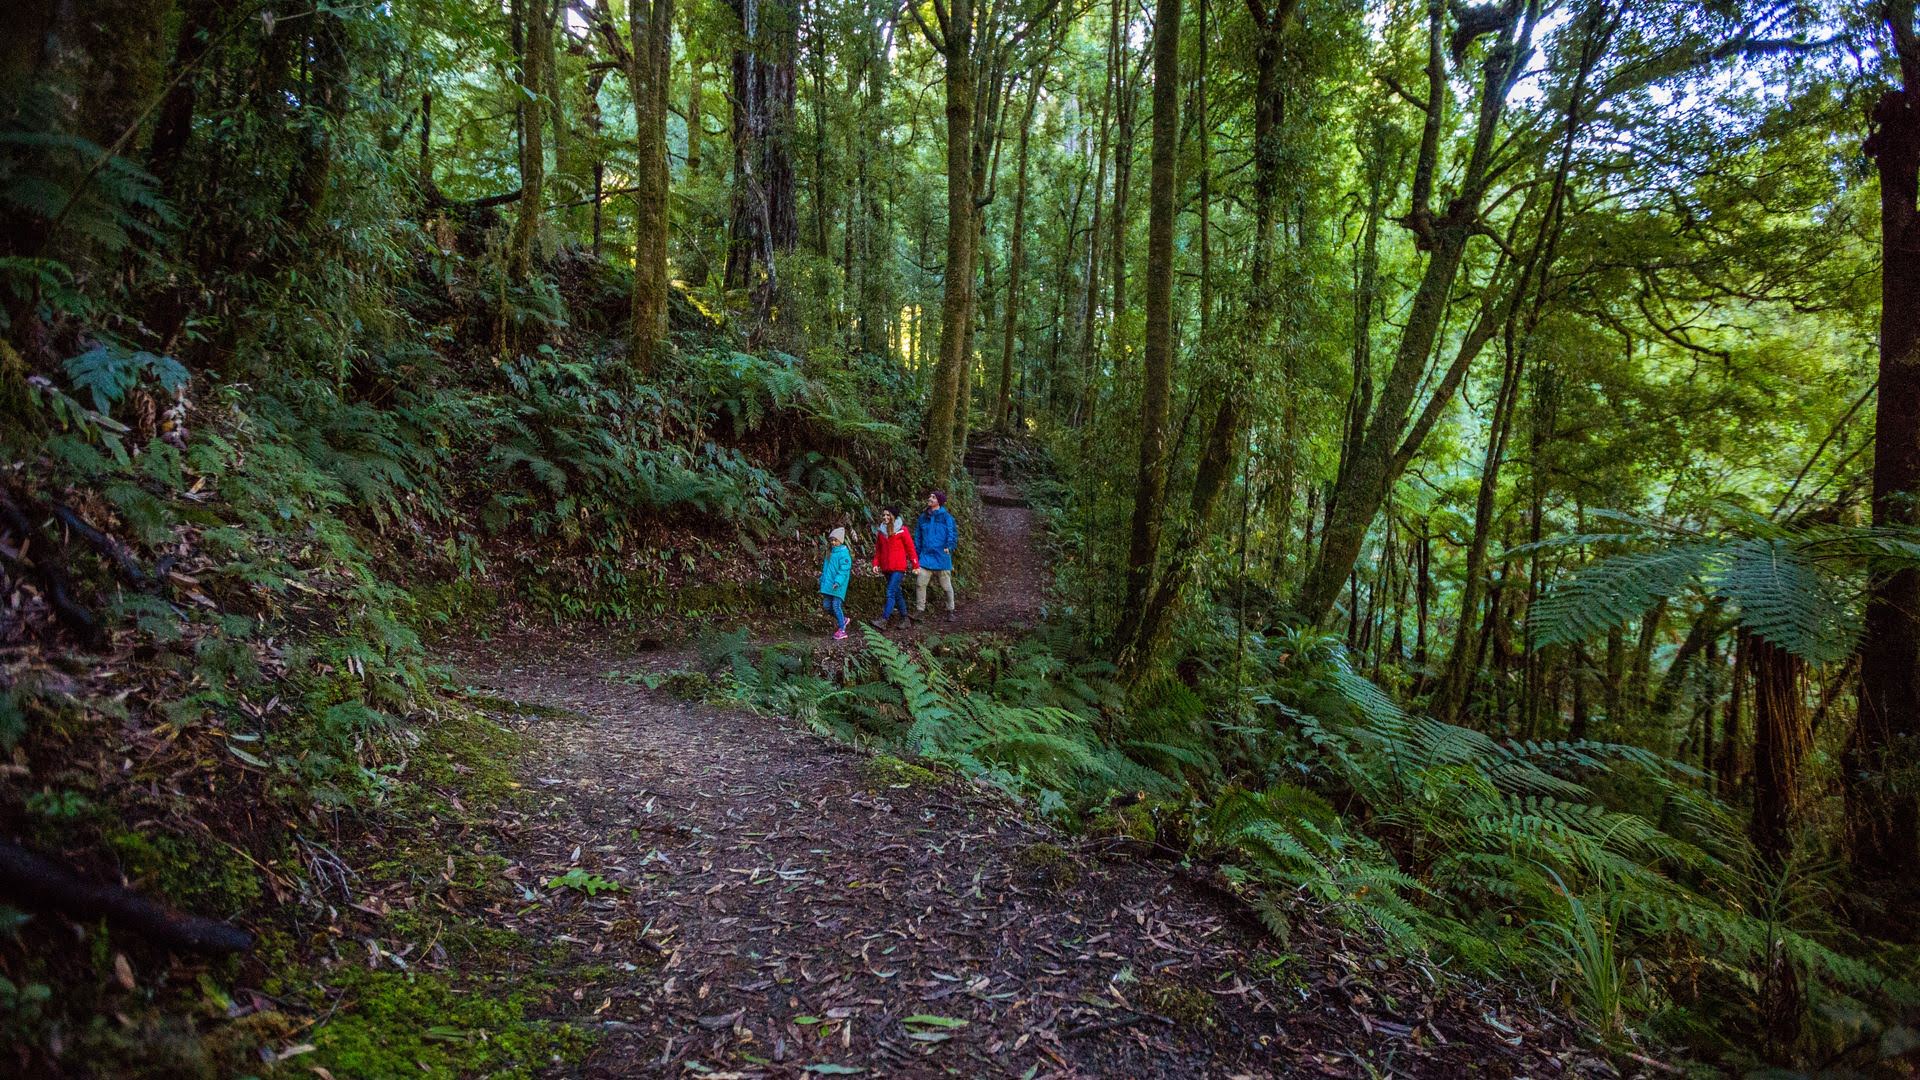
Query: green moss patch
298 968 595 1079
1015 841 1082 888
1136 974 1216 1027
861 753 943 790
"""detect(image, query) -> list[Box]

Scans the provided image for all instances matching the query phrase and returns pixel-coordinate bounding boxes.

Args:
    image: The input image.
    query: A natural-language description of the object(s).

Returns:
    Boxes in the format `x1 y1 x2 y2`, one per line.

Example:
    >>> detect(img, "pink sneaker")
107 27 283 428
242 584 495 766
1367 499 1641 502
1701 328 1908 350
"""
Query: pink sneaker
833 627 849 640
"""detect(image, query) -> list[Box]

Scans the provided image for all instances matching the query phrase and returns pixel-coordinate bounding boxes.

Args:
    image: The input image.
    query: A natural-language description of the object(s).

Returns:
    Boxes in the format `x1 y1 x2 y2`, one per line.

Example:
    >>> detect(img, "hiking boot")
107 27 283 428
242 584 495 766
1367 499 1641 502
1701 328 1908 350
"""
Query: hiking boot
870 618 890 631
946 610 958 623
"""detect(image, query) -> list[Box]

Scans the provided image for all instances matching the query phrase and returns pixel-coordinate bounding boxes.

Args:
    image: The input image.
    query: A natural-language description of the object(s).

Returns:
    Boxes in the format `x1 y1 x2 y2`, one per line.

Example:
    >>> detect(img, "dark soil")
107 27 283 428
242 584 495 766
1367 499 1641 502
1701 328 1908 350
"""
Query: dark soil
444 455 1603 1079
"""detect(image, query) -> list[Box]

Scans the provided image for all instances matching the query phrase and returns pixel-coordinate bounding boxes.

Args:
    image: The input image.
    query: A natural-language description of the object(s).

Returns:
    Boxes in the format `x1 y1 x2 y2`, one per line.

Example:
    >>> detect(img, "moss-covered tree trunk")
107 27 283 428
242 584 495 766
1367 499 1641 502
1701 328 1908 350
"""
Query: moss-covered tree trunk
920 0 975 481
509 0 553 282
1113 0 1180 655
1120 0 1298 667
994 62 1044 432
629 0 674 370
854 1 896 356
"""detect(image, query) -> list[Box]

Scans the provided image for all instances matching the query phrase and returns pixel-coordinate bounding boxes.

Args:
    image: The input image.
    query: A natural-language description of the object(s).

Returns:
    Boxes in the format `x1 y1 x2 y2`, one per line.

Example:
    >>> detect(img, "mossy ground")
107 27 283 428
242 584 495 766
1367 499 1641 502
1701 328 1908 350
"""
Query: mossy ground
288 966 595 1079
860 753 944 790
1135 974 1216 1027
1015 841 1082 887
0 686 606 1078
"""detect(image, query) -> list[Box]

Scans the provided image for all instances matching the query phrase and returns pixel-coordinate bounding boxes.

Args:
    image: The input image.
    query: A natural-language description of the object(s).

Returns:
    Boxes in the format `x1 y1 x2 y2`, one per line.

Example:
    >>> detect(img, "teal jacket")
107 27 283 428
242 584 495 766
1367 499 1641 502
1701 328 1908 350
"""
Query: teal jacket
818 545 852 598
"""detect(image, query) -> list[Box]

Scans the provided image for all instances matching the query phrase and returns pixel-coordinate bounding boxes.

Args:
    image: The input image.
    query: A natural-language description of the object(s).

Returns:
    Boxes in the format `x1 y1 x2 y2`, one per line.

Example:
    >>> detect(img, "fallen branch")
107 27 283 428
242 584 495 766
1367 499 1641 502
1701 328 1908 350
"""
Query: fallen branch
49 502 173 592
1063 1011 1172 1039
0 840 253 954
0 490 106 648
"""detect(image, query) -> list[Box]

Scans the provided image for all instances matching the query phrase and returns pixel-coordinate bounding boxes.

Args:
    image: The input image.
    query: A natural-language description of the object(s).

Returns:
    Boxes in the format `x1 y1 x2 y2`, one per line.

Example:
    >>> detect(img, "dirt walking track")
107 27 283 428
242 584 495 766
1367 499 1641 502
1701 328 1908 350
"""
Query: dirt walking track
446 451 1590 1079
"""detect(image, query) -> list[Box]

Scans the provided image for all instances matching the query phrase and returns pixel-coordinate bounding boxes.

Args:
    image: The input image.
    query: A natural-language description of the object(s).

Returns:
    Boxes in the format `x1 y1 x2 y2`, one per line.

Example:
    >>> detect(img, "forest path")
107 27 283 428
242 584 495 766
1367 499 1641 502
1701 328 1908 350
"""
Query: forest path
442 449 1581 1079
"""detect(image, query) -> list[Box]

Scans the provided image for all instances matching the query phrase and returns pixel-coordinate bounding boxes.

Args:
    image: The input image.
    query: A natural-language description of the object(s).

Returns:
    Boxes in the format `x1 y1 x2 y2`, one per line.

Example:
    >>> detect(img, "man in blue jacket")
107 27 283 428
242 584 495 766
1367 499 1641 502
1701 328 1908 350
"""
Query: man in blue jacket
914 490 959 623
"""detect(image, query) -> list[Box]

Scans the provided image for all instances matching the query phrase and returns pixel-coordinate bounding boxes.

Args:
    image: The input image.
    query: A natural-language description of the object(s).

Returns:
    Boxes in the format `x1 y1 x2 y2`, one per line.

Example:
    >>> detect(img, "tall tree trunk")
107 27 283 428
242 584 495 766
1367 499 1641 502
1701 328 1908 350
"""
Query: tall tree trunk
855 3 897 356
726 0 798 338
1195 0 1212 337
628 0 674 370
1847 0 1920 912
1120 0 1301 666
1073 8 1118 426
1433 334 1523 722
586 69 609 256
995 62 1045 432
1113 0 1181 657
687 46 703 177
509 0 552 281
920 0 975 481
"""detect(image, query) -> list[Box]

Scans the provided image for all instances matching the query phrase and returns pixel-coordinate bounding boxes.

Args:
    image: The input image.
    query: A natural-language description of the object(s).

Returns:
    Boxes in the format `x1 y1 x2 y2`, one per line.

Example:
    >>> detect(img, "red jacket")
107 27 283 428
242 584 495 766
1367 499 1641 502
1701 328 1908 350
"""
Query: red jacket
871 524 919 573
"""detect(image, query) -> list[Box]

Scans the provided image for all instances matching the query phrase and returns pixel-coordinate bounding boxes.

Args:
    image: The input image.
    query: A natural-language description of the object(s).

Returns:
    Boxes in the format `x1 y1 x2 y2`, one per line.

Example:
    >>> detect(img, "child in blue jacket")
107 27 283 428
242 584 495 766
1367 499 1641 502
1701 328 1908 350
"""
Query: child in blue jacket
819 527 852 639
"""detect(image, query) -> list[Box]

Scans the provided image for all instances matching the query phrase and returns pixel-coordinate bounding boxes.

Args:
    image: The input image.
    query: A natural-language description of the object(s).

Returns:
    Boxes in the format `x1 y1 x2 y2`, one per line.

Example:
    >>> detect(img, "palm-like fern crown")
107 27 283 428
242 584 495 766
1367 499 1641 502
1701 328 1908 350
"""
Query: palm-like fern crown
1523 508 1920 664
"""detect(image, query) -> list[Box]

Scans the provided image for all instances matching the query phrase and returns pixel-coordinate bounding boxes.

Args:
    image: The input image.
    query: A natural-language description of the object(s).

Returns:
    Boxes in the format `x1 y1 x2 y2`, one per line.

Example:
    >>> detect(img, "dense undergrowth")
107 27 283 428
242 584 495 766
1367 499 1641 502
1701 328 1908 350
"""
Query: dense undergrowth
0 126 931 1075
700 450 1920 1077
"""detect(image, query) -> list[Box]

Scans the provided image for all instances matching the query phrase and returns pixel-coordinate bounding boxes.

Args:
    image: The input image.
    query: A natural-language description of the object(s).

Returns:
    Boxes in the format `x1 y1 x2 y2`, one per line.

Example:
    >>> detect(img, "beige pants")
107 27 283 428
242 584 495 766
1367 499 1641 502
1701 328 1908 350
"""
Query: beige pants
915 568 955 612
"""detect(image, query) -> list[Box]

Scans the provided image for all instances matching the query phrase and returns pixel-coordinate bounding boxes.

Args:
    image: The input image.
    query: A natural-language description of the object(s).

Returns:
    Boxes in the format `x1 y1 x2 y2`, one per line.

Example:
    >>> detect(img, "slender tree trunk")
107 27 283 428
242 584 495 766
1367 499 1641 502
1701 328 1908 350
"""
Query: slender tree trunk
586 69 608 256
1108 21 1139 367
629 0 674 370
1719 634 1749 799
921 0 975 481
687 47 703 176
1073 11 1117 424
995 62 1045 432
856 5 896 356
1433 337 1523 721
1121 0 1301 664
1196 0 1212 337
1848 0 1920 910
1114 0 1181 658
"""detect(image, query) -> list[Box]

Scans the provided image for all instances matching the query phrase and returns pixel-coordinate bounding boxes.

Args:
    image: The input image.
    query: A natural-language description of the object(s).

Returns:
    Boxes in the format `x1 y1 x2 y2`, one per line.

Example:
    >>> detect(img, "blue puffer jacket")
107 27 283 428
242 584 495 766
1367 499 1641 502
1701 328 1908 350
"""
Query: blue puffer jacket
915 507 958 571
818 545 852 598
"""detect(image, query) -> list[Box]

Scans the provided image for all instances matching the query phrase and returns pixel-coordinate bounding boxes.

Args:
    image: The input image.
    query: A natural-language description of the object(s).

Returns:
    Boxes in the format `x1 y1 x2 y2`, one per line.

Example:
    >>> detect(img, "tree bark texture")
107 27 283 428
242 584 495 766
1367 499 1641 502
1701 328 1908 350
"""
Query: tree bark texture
1848 0 1920 909
629 0 675 370
726 0 799 339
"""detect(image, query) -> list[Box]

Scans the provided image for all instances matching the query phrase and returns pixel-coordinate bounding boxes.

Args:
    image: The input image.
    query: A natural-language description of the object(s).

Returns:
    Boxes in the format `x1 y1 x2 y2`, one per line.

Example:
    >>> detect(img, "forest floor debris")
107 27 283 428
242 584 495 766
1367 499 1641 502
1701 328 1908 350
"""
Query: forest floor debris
441 476 1604 1078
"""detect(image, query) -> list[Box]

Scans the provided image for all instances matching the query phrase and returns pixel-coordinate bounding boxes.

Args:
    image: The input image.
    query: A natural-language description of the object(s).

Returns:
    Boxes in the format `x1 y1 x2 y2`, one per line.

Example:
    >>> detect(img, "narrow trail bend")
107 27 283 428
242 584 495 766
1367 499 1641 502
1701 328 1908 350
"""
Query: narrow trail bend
446 448 1588 1079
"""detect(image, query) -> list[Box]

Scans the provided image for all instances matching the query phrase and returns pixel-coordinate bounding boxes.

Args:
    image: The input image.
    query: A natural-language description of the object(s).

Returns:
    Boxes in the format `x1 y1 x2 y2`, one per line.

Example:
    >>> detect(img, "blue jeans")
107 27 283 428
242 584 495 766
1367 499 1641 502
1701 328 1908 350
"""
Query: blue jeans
882 571 906 617
822 594 846 629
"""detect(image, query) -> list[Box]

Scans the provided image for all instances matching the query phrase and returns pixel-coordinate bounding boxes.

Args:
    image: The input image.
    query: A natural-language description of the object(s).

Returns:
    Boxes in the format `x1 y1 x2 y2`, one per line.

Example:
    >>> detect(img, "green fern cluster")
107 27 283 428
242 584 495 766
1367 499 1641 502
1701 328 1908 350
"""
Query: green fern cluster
1523 509 1920 664
861 628 1128 808
1254 631 1917 1043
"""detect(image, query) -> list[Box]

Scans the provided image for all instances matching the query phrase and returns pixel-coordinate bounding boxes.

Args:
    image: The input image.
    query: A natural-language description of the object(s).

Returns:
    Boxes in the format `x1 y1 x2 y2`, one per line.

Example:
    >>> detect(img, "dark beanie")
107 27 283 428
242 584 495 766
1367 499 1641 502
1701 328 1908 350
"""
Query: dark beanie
930 490 947 506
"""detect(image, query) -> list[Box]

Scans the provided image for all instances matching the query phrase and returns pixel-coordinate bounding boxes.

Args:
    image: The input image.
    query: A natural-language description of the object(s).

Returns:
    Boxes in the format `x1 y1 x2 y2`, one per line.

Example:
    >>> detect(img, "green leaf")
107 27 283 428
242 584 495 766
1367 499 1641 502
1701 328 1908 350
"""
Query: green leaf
803 1065 864 1075
226 743 270 768
901 1014 968 1028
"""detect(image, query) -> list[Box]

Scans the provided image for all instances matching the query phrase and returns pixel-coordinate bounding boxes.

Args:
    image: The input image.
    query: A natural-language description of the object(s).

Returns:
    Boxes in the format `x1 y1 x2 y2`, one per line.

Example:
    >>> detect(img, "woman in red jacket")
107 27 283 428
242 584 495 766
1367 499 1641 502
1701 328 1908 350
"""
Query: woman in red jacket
870 506 920 629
